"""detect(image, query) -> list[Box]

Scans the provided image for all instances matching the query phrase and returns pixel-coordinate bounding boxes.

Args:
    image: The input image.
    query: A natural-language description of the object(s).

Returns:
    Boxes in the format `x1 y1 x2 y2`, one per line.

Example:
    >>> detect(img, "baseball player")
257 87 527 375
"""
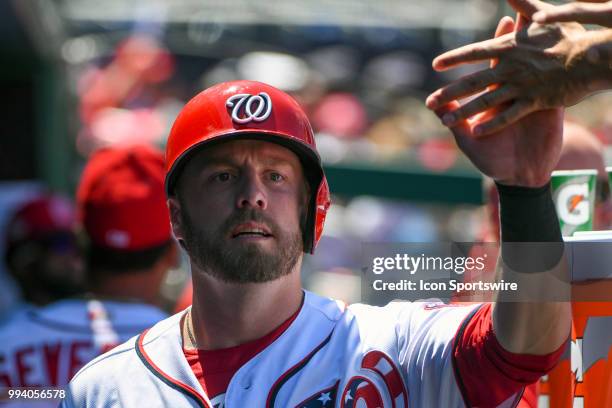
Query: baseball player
2 193 84 313
0 146 175 406
59 79 572 407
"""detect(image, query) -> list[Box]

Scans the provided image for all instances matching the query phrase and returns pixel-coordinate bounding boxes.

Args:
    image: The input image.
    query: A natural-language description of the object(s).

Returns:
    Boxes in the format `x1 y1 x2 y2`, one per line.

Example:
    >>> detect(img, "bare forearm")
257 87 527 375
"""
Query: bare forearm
493 289 571 355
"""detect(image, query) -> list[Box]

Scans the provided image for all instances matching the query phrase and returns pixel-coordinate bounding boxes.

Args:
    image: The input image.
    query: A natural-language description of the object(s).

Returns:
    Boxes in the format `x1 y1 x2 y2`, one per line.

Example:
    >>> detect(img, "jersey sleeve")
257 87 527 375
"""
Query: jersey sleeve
453 303 565 407
395 302 485 407
396 301 565 408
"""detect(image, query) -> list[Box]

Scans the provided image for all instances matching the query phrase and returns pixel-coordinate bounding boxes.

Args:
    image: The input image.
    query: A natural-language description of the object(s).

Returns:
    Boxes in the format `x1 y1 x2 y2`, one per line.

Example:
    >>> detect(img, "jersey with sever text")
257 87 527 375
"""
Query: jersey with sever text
61 291 562 408
0 298 167 407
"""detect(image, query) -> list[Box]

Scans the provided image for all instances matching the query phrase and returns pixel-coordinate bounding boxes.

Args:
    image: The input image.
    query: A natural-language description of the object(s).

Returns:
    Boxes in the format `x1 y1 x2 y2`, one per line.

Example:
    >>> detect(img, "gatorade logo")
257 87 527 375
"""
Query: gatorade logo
557 183 590 225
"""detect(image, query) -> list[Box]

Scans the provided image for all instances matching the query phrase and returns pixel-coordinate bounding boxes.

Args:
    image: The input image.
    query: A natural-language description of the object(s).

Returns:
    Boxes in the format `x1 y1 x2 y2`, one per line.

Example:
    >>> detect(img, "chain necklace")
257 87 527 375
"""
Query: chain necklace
185 309 198 348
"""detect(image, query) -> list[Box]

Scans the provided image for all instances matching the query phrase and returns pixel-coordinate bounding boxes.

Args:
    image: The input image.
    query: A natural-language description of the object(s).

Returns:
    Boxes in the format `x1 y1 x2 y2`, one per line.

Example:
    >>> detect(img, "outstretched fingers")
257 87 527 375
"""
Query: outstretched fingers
432 34 513 71
426 68 502 109
472 102 535 137
434 101 471 139
440 86 518 127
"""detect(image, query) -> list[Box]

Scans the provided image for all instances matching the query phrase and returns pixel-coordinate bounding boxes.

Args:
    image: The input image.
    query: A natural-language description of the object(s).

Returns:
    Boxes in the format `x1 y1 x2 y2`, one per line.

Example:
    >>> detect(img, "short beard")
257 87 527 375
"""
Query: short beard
180 205 304 284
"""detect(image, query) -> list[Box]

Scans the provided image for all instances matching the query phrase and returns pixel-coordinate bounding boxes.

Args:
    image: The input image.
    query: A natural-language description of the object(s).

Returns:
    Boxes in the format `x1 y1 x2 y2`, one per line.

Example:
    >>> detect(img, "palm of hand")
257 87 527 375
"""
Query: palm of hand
453 105 563 187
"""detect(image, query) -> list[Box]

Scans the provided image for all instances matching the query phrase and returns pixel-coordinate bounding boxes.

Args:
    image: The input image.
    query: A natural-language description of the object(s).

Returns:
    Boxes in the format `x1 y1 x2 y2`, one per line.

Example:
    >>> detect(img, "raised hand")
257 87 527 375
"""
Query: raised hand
426 0 612 137
426 20 588 137
433 16 564 188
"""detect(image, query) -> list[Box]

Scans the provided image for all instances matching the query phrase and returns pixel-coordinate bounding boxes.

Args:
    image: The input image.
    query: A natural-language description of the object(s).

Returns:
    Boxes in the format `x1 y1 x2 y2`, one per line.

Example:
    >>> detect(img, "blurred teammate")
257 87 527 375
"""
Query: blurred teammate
2 194 84 312
77 146 178 310
426 0 612 136
0 145 176 406
62 79 571 407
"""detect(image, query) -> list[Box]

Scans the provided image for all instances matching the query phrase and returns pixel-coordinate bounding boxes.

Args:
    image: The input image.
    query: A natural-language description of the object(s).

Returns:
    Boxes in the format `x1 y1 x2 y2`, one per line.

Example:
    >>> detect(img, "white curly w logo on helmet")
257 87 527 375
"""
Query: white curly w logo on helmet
226 92 272 124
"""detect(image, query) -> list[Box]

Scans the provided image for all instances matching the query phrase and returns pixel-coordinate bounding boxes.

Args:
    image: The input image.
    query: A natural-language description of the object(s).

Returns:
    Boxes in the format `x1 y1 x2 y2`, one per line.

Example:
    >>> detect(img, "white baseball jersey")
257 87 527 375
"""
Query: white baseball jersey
0 298 167 408
60 291 543 408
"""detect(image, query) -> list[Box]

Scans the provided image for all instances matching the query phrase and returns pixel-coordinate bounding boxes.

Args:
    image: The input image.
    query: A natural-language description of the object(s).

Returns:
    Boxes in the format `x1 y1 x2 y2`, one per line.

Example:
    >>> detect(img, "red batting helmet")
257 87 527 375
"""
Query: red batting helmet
5 194 75 246
4 193 78 272
165 80 330 253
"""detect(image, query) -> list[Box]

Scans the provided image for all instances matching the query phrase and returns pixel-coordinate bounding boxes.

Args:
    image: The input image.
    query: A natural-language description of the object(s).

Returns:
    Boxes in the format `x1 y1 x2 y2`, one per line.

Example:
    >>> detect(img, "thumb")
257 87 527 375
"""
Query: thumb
491 16 514 71
495 15 515 38
511 0 557 30
507 0 554 18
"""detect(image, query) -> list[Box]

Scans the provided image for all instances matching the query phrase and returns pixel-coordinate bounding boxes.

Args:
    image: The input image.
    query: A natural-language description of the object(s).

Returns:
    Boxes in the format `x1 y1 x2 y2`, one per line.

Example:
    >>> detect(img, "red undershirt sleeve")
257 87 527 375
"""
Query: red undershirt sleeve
453 304 566 407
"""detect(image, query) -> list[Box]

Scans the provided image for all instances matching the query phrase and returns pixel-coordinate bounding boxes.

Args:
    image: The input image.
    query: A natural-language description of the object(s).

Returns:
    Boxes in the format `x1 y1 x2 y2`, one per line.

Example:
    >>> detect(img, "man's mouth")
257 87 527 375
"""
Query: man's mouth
231 223 273 239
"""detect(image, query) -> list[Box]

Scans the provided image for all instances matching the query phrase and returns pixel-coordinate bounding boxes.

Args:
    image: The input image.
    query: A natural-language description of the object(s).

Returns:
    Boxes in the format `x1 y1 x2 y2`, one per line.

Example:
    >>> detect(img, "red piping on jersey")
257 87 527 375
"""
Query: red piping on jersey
136 329 211 408
294 380 340 407
265 329 334 407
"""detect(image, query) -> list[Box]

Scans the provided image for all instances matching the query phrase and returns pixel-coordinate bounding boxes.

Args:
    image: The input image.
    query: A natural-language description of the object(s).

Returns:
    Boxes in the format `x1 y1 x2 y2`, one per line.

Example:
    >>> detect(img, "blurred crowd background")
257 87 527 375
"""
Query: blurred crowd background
1 0 610 313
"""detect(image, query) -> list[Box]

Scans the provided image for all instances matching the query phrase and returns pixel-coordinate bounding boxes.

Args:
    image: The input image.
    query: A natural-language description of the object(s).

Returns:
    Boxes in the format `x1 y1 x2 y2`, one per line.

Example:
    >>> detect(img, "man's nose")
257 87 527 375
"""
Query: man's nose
236 172 267 210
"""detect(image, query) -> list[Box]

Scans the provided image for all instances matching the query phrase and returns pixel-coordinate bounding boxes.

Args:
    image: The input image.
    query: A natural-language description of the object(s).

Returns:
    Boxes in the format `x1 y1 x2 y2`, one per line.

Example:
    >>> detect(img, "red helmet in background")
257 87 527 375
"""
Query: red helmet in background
5 194 75 248
165 80 330 253
4 193 84 303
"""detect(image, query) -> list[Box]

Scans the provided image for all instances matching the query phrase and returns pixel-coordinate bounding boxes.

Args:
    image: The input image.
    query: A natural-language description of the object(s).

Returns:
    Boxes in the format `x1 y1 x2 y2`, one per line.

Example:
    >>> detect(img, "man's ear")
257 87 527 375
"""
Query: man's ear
167 197 184 242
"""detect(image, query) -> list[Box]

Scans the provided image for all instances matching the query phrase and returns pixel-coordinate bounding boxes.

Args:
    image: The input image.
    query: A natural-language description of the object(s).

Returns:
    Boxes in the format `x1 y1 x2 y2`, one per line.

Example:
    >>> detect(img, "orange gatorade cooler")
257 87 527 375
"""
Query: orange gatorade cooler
539 233 612 407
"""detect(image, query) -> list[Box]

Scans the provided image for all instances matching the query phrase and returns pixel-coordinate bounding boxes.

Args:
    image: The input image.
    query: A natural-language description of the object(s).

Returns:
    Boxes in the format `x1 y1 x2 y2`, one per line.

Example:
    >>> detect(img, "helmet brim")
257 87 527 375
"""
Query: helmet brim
165 129 324 197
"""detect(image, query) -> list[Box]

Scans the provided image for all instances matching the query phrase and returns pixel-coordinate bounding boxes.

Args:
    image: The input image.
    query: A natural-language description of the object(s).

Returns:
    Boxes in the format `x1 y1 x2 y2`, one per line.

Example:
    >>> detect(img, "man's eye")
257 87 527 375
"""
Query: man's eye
269 172 284 182
213 173 233 182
